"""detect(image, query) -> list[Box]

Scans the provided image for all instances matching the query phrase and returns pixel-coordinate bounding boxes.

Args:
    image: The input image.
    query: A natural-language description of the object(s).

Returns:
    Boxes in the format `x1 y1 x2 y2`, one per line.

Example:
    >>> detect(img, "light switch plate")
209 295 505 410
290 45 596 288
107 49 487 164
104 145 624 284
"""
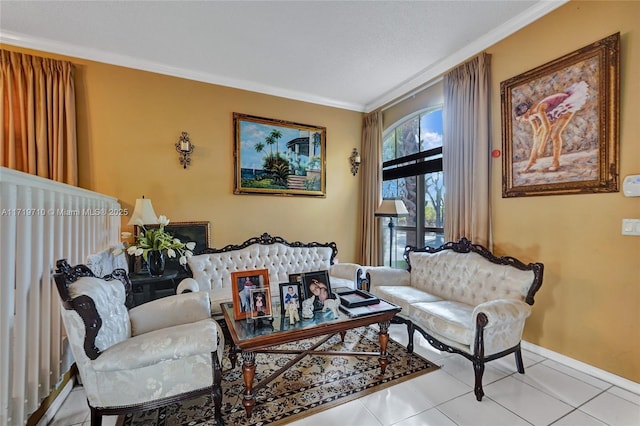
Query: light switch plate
622 219 640 236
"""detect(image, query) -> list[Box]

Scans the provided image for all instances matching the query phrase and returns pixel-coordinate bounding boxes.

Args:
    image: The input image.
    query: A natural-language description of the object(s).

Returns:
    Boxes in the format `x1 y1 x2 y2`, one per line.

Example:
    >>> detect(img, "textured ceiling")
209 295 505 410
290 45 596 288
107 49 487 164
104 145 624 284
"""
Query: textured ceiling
0 1 567 112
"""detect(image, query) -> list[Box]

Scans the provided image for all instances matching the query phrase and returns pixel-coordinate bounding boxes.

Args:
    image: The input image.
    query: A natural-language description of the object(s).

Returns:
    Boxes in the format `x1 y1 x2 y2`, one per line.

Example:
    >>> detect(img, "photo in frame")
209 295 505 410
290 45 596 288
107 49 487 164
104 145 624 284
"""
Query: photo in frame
132 221 210 272
230 269 269 320
250 287 272 319
279 282 302 315
233 113 326 197
500 32 619 197
301 270 332 311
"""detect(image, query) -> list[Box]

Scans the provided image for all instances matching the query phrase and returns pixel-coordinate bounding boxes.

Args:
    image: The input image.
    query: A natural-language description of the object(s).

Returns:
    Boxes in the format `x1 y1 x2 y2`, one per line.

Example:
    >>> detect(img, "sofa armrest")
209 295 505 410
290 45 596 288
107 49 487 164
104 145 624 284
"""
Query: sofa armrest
472 299 532 327
330 262 360 281
93 318 219 372
365 266 411 289
129 292 212 336
176 277 200 294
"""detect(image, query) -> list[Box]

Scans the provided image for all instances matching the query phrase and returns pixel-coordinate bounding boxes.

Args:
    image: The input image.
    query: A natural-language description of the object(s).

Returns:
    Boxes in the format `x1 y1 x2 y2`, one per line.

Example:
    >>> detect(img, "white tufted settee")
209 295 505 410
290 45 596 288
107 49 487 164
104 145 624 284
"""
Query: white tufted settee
366 237 543 402
178 233 363 315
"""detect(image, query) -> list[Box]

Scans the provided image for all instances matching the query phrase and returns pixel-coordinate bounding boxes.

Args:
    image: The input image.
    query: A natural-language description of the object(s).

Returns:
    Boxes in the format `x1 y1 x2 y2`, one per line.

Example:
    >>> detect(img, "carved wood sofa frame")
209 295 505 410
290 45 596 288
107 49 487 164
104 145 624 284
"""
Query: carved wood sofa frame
54 259 223 426
181 232 366 313
368 238 544 401
197 232 340 262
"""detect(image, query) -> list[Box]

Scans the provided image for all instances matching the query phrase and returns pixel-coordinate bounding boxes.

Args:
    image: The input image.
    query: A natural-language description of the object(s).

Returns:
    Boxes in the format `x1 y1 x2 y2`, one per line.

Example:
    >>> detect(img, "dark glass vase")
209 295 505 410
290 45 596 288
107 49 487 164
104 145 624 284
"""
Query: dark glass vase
147 250 165 277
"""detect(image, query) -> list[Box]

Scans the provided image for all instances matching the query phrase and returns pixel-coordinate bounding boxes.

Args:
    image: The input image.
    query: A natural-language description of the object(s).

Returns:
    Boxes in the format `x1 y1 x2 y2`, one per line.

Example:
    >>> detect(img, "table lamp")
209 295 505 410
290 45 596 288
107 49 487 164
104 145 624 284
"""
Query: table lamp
127 196 159 226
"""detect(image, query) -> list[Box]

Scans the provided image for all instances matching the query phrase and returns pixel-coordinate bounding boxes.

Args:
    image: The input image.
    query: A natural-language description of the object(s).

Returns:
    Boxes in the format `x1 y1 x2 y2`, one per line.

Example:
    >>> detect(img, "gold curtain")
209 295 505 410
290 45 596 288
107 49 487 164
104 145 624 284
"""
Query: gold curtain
443 52 491 247
1 50 77 185
359 110 383 265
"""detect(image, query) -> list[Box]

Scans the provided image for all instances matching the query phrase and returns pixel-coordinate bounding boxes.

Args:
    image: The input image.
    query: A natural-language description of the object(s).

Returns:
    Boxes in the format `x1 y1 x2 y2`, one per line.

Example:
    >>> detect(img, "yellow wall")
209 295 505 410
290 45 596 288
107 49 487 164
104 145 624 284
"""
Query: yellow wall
3 46 364 262
488 0 639 381
3 0 638 382
76 65 363 261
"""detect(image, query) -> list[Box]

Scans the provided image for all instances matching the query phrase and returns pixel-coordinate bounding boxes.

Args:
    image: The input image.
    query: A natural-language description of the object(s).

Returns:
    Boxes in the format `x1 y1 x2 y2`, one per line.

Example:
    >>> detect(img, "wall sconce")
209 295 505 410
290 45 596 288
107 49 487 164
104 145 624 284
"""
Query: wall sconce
349 148 361 176
175 131 195 169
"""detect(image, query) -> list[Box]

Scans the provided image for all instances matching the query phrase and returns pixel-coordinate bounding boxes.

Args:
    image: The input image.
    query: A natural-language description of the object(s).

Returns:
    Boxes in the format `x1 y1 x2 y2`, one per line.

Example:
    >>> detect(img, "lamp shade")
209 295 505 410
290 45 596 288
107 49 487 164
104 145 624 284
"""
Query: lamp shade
375 199 409 217
127 197 159 225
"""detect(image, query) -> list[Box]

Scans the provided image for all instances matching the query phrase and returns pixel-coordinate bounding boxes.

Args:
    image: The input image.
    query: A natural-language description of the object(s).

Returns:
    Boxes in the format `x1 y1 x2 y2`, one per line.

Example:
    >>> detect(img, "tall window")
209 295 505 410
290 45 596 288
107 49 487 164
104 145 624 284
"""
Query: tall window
381 107 444 267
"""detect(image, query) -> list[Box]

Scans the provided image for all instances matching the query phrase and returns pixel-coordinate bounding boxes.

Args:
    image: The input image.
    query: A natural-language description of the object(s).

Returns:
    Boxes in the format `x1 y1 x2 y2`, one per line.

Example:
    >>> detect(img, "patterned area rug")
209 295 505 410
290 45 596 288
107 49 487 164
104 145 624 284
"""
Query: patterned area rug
119 326 438 425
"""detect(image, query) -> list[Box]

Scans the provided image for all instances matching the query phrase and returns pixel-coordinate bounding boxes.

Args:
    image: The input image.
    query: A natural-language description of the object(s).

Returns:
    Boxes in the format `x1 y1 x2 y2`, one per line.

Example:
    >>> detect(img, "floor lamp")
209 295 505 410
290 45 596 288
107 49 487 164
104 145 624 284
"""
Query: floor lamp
375 199 409 266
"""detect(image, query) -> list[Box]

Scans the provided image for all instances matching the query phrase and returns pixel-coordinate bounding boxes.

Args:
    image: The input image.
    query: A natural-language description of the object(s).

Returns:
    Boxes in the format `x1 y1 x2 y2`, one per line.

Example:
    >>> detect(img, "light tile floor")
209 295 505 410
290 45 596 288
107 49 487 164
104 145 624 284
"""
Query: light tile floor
50 324 640 426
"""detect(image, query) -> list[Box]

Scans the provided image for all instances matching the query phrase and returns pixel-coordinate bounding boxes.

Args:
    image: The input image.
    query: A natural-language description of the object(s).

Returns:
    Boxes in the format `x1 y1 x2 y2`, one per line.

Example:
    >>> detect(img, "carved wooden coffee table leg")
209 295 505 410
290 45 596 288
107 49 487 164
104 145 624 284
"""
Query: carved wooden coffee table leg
241 351 256 418
339 331 346 342
378 320 391 373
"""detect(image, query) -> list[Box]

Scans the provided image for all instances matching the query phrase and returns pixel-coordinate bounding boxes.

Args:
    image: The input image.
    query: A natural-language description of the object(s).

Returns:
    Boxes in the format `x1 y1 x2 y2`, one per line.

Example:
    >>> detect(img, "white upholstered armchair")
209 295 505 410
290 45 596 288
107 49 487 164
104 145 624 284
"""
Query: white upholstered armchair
53 259 224 426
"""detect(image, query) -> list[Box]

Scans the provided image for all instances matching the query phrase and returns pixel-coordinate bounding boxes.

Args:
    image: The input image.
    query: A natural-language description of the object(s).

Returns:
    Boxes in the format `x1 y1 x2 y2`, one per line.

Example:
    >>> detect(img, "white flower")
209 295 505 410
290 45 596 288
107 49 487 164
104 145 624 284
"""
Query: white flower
186 242 196 250
124 215 191 265
112 247 123 256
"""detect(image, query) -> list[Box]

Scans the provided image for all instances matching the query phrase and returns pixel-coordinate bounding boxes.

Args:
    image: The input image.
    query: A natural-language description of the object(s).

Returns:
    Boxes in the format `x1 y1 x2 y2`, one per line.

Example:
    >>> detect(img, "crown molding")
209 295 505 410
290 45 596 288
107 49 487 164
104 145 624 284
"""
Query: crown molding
364 0 569 113
1 0 568 115
0 30 365 112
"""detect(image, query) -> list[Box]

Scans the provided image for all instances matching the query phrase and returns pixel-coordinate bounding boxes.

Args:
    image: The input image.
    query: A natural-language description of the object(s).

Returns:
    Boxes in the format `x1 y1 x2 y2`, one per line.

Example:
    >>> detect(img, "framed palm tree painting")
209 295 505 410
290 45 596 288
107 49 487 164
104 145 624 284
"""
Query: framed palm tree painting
233 113 326 197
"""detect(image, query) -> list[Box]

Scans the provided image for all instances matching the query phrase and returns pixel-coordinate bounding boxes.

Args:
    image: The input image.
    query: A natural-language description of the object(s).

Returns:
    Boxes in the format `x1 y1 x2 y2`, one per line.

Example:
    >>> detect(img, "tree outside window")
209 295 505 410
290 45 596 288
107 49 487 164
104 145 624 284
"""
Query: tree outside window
381 108 444 267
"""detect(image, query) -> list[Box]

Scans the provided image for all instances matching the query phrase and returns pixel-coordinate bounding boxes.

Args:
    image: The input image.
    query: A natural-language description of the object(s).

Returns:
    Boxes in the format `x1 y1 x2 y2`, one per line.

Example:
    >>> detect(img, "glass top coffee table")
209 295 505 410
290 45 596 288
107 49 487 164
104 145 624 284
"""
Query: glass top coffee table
220 299 401 418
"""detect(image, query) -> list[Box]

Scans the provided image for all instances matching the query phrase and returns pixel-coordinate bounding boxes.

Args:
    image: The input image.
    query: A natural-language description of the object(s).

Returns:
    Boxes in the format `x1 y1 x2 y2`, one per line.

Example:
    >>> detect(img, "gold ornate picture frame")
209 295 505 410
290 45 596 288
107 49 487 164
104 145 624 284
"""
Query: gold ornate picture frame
234 113 326 197
500 33 620 197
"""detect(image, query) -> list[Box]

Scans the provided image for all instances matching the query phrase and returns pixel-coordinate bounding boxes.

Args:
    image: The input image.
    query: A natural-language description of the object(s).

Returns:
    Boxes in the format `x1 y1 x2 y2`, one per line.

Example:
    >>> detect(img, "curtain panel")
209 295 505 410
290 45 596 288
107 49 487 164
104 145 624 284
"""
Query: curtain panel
359 111 383 266
1 50 78 185
443 52 492 248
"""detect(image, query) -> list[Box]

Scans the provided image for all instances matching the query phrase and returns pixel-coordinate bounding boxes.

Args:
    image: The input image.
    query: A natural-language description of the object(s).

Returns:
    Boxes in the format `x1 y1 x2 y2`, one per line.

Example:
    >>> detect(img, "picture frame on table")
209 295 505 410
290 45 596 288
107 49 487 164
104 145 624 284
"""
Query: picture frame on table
301 270 332 311
230 269 269 320
500 33 619 198
233 112 327 197
279 282 302 315
288 273 303 284
250 287 272 319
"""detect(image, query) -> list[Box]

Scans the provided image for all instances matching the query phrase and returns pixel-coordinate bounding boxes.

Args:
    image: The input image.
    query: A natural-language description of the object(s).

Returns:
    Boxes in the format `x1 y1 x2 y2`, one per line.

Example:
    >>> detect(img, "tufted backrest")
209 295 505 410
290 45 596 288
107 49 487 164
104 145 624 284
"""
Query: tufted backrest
406 238 543 307
86 243 129 277
66 276 132 350
189 242 334 294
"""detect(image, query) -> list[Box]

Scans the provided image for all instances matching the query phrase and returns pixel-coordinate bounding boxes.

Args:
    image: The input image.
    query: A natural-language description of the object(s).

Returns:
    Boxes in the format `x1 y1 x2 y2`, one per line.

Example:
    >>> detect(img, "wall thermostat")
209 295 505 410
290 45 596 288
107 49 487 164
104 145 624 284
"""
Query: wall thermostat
623 175 640 197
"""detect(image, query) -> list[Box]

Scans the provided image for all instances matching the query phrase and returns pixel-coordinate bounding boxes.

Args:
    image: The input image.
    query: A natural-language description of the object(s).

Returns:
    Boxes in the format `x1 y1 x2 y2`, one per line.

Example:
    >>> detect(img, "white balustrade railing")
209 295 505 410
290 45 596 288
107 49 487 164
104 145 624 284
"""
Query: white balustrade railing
0 167 120 425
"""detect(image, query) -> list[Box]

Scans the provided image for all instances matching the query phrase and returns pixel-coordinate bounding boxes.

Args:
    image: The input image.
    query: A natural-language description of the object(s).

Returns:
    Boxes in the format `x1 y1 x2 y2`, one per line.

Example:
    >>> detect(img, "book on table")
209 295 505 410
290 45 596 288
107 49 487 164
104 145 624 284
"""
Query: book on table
339 299 398 318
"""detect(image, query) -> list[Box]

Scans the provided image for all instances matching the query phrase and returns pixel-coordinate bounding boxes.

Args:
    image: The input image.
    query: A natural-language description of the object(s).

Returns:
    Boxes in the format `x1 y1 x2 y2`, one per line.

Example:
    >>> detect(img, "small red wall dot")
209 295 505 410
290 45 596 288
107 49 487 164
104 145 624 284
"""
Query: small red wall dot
491 149 501 158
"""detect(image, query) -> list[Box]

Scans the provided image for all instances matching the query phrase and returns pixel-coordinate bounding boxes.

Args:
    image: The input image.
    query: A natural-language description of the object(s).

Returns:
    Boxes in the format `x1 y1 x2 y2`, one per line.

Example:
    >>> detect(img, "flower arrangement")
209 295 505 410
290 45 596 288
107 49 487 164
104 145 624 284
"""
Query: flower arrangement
125 215 195 265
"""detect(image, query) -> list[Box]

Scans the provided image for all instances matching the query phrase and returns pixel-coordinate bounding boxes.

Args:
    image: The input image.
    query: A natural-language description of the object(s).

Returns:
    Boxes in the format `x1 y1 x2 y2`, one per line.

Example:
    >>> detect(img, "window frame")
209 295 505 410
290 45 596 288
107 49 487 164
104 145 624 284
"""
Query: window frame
382 106 444 260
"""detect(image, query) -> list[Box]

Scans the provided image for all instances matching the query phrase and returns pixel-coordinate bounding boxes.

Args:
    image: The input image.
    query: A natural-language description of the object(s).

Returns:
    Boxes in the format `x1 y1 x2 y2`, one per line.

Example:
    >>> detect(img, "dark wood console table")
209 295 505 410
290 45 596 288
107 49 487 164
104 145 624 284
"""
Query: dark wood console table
129 270 179 306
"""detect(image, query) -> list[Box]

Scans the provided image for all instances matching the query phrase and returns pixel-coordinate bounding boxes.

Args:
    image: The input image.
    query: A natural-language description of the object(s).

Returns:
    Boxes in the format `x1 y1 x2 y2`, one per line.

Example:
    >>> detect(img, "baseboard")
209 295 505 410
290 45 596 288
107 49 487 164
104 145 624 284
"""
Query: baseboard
522 340 640 395
30 367 76 426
